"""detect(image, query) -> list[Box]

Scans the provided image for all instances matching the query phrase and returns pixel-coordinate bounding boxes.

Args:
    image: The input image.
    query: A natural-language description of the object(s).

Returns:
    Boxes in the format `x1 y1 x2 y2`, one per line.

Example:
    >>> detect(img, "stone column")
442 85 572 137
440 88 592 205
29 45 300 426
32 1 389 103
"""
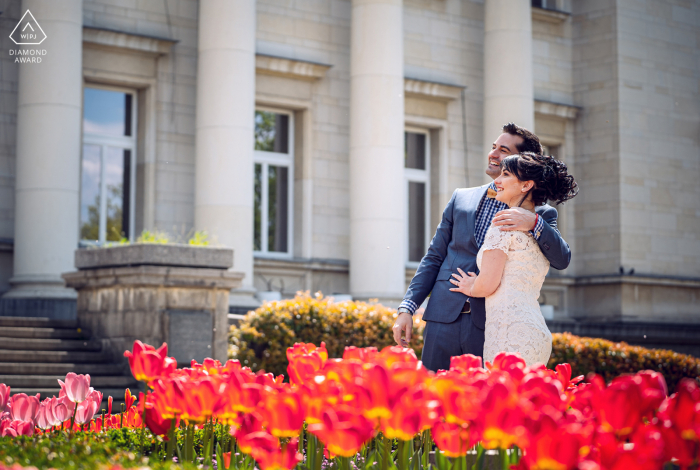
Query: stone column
194 0 258 307
483 0 534 176
349 0 405 304
3 0 83 316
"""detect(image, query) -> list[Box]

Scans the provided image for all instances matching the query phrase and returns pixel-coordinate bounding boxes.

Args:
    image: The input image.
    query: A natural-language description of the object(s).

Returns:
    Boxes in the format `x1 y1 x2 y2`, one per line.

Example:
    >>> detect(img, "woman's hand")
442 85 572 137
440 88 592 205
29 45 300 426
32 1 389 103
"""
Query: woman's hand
449 268 477 296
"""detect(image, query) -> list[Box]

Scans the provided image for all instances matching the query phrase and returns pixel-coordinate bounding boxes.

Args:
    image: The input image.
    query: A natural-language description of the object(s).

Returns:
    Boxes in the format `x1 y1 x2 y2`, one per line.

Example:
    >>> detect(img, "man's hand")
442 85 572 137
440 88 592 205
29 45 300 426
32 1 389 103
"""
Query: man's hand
492 207 536 231
392 312 413 348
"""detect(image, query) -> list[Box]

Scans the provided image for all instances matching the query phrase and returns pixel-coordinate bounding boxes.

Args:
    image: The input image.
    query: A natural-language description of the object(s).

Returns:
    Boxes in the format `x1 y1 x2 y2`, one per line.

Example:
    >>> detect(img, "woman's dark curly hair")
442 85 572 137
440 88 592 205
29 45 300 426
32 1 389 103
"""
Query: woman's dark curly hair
501 152 578 206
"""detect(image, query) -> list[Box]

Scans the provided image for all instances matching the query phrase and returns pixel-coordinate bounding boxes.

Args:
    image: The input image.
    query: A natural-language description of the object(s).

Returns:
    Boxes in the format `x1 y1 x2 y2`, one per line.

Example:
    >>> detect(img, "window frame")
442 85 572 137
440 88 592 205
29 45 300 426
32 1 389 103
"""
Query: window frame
253 106 295 259
80 84 138 246
404 127 431 268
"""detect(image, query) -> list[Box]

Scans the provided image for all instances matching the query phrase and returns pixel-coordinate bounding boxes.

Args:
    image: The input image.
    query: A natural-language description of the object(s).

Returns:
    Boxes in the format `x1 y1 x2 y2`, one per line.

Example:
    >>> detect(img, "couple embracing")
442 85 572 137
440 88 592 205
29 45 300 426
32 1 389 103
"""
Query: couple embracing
392 123 578 371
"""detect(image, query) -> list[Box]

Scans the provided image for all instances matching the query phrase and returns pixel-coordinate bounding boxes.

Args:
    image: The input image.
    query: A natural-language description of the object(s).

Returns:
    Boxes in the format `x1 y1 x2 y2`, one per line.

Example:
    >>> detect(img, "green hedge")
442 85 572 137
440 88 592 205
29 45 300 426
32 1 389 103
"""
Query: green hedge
548 332 700 393
228 292 424 377
229 293 700 391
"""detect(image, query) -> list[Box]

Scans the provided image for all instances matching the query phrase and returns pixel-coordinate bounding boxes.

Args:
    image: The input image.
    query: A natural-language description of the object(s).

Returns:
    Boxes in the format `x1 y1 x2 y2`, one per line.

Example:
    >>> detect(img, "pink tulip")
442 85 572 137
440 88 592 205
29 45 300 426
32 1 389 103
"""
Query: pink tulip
50 397 69 425
74 396 98 425
35 398 56 430
9 393 40 423
0 384 10 412
0 418 34 437
58 372 92 403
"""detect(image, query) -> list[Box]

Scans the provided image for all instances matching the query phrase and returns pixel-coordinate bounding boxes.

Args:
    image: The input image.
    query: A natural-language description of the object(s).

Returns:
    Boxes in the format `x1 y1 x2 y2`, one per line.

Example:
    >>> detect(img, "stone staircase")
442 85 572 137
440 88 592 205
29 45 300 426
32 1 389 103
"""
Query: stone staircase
0 316 140 406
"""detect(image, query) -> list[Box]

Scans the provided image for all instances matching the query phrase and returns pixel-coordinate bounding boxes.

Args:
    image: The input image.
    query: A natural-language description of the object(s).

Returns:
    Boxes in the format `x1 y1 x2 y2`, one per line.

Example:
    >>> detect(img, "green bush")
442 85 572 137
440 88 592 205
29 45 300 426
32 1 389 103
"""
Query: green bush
228 292 424 377
549 332 700 393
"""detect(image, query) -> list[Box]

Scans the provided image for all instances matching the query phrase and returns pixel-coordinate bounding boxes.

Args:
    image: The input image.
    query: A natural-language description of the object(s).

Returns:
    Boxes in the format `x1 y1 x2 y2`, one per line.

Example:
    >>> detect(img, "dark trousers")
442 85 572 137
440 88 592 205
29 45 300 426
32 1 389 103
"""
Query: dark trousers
421 312 485 372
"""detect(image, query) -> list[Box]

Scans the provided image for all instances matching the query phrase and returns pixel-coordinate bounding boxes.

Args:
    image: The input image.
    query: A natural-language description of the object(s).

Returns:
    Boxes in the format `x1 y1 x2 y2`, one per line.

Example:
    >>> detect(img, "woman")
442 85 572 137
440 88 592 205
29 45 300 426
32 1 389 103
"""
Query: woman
449 152 578 366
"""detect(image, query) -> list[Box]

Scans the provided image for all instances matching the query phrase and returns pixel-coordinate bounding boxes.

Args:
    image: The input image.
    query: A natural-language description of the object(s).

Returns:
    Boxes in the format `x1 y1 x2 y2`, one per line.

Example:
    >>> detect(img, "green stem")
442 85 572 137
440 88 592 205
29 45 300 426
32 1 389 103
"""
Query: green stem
472 444 485 470
166 417 177 461
382 435 390 470
141 391 148 455
68 402 78 438
397 439 405 470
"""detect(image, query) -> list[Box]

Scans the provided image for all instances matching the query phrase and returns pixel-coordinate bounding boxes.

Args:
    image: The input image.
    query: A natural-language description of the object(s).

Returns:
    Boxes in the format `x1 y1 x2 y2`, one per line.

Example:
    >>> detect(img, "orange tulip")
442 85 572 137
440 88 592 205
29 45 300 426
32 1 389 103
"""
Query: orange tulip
286 342 328 386
260 391 304 438
381 386 438 440
432 421 477 458
342 346 378 363
123 340 177 384
307 407 376 457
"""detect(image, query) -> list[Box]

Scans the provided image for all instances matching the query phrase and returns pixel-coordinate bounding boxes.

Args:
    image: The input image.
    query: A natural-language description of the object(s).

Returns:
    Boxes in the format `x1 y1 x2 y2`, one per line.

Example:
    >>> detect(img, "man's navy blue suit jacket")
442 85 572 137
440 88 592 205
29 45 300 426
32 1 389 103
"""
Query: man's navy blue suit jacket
404 184 571 330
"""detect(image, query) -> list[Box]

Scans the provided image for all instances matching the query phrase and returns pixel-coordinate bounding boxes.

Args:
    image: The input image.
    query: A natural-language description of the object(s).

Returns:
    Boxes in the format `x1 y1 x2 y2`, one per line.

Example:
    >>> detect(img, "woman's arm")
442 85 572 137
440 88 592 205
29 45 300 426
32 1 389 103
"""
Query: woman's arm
449 249 507 298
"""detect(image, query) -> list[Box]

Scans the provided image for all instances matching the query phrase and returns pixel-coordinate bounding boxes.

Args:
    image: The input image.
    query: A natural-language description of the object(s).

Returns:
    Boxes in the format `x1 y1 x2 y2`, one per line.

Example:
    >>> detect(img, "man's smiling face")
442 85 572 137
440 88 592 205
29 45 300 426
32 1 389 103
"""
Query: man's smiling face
486 132 524 180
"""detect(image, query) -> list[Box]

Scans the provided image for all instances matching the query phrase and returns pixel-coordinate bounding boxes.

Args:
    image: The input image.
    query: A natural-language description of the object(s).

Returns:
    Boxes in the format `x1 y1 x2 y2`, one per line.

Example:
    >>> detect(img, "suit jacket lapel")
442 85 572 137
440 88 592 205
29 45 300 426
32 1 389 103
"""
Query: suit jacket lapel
466 184 491 249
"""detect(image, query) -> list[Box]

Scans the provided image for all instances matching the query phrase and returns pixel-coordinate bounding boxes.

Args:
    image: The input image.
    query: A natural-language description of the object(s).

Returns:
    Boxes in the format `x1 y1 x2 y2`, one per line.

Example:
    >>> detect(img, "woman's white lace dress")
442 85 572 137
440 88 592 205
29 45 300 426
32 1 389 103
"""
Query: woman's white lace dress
476 224 552 366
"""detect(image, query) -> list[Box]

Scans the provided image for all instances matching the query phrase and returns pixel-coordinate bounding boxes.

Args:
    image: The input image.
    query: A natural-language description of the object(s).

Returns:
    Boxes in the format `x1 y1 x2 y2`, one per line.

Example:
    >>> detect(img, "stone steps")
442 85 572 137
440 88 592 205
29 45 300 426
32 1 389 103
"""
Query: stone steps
0 337 102 351
0 362 123 375
0 326 89 339
0 349 112 363
0 316 138 407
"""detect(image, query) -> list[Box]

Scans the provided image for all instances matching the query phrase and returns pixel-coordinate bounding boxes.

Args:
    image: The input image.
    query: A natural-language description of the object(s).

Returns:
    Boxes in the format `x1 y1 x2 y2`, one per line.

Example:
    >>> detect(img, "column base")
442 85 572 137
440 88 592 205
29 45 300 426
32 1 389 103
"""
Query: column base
228 287 261 315
1 275 77 319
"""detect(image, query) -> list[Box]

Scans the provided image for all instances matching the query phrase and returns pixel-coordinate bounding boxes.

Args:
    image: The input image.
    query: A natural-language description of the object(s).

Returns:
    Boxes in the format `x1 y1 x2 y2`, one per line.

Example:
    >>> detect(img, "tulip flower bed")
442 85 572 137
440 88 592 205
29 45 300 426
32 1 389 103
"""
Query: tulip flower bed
2 340 700 470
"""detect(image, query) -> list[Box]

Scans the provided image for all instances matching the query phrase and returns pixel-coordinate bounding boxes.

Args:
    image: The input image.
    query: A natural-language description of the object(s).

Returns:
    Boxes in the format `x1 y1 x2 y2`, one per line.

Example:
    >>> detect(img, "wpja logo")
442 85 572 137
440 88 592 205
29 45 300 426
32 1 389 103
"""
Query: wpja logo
9 10 47 63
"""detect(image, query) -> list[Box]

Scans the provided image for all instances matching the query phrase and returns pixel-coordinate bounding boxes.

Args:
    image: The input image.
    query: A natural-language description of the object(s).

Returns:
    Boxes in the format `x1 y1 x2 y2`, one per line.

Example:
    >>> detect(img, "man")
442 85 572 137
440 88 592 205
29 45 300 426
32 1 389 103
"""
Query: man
392 123 571 372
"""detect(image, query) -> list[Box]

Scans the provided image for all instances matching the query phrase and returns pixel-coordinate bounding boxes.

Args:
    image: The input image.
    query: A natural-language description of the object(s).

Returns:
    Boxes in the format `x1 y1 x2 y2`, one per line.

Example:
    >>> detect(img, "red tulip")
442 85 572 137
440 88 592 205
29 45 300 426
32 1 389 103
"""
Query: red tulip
520 411 592 470
123 340 177 383
107 396 113 415
241 432 302 470
9 393 40 423
432 421 477 458
449 354 483 373
308 407 376 457
58 372 92 403
479 381 529 449
139 392 173 438
125 388 136 409
658 378 700 441
260 391 304 438
234 411 265 454
596 375 644 437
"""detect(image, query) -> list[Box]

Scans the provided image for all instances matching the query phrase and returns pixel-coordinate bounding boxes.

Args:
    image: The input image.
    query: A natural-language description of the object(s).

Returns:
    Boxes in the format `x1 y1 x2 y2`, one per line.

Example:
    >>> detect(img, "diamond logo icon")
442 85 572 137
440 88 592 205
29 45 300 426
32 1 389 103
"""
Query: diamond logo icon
9 10 47 45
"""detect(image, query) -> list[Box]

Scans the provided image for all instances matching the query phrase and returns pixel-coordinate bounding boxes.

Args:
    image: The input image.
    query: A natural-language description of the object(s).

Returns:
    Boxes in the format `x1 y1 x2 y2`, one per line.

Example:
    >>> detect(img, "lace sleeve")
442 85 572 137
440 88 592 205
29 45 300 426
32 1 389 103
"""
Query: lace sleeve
481 224 513 254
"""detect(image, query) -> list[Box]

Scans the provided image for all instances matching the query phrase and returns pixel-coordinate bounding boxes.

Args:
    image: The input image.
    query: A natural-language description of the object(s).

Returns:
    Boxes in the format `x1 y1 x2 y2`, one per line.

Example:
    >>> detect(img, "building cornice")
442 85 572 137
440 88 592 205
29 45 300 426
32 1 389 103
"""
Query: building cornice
404 77 465 102
532 7 570 24
255 54 332 81
535 99 581 120
82 26 177 56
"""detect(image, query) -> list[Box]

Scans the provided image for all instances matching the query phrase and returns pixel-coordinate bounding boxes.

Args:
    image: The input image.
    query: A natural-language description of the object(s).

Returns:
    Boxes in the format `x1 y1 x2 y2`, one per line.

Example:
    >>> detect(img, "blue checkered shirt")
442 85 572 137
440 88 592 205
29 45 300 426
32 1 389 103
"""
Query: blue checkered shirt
399 182 545 314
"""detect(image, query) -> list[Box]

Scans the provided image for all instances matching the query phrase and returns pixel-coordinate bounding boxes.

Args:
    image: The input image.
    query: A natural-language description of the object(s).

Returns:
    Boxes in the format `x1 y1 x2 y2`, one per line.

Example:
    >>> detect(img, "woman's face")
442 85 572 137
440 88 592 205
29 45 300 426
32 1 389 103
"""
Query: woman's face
494 166 532 207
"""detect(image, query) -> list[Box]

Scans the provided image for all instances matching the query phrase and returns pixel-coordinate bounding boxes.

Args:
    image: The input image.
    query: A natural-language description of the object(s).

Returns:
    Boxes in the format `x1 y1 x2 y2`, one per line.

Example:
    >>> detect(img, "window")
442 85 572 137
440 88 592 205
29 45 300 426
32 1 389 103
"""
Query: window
80 86 136 244
254 109 293 256
405 130 430 264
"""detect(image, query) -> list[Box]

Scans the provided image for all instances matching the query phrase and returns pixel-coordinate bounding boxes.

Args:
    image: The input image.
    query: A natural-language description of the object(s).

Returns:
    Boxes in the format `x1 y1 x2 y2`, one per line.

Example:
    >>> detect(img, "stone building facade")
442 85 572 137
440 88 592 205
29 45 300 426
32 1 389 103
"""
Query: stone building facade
0 0 698 348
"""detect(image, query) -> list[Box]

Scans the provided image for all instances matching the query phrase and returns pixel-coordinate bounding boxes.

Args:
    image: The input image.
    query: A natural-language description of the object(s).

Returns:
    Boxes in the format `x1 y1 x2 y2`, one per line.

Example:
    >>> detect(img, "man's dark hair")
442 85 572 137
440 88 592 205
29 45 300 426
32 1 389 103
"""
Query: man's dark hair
502 122 542 155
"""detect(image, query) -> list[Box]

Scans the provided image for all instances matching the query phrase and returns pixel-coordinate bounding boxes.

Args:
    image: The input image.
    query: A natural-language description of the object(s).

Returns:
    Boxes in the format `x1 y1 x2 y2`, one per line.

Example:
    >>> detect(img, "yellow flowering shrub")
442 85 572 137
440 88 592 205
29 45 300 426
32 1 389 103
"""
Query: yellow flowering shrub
549 332 700 392
228 291 425 376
